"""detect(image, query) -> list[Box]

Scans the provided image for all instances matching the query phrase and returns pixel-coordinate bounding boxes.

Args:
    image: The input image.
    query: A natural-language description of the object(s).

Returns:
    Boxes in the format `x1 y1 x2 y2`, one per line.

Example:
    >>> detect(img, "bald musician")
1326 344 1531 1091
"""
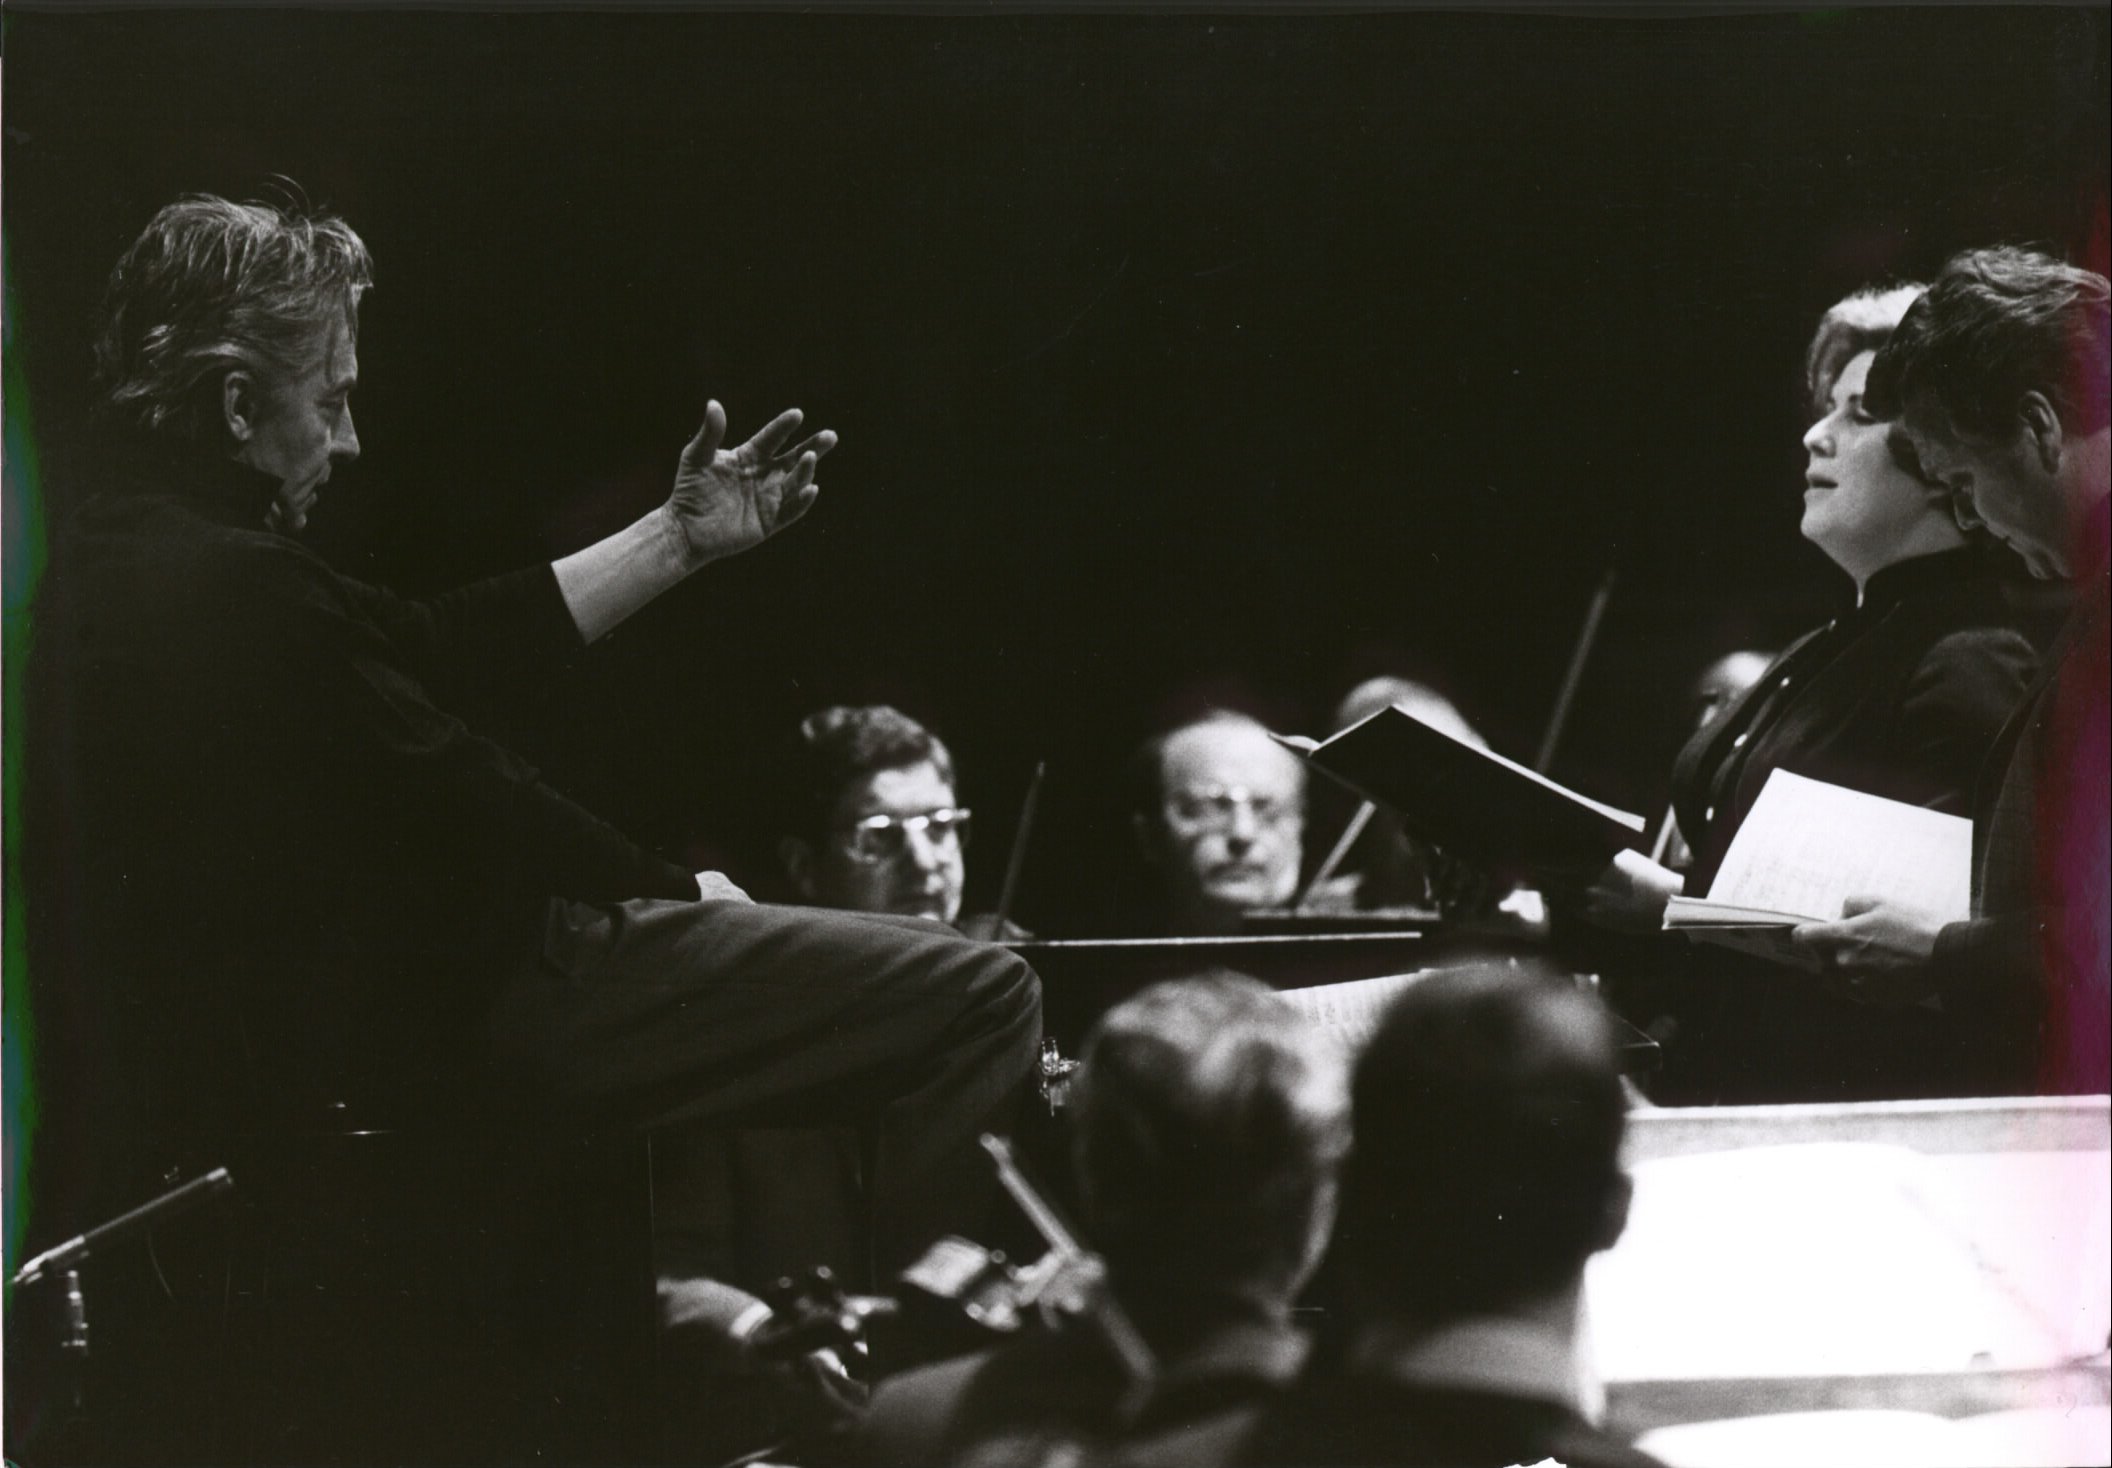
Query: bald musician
1308 677 1486 913
1129 712 1307 936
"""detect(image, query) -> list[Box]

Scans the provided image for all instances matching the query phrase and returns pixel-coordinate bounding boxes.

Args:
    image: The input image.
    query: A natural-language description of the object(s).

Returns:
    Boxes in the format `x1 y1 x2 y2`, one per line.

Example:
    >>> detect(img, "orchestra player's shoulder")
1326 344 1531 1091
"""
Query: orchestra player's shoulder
855 1332 1126 1467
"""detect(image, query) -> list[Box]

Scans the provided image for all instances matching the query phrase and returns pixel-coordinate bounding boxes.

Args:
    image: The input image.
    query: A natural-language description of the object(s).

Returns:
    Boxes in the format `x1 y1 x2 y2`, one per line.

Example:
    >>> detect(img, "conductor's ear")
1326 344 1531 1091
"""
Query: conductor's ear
779 837 819 900
223 369 258 446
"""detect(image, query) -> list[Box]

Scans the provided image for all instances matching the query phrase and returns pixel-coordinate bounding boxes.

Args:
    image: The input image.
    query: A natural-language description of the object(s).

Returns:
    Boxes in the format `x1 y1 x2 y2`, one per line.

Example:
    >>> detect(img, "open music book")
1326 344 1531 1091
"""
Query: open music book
1276 970 1432 1053
1276 706 1644 875
1664 769 1973 971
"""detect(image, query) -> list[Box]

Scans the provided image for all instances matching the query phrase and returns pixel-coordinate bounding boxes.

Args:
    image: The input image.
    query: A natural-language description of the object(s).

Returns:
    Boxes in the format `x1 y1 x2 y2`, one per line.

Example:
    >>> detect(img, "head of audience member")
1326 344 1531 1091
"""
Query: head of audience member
1130 712 1306 935
1343 962 1630 1332
1323 678 1484 912
1331 676 1486 749
94 193 372 535
1867 246 2111 581
1797 283 1977 593
777 705 969 924
1688 649 1774 731
1071 974 1348 1323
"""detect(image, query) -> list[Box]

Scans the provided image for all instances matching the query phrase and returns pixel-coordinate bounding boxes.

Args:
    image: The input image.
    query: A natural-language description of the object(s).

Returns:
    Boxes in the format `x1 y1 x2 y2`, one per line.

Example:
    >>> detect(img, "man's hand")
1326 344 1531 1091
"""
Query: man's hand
553 404 837 642
668 402 837 571
1792 897 1946 1009
1569 849 1685 934
694 870 755 905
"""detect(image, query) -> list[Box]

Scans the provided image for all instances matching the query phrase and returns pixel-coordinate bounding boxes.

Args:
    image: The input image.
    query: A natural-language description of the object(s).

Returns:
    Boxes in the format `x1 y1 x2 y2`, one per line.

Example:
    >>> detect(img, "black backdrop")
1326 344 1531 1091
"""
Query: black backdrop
6 6 2107 930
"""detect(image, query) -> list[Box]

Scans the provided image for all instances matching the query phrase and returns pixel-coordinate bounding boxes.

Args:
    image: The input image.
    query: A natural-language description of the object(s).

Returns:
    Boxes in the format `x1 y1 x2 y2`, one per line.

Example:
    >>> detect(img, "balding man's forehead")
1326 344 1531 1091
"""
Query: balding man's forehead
1161 719 1305 791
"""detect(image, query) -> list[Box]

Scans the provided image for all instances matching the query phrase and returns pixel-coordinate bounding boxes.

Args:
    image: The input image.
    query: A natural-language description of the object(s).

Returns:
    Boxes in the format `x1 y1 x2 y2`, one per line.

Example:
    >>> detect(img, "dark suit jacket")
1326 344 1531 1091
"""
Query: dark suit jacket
1659 547 2039 1103
846 1312 1308 1467
1933 500 2112 1095
36 435 702 1165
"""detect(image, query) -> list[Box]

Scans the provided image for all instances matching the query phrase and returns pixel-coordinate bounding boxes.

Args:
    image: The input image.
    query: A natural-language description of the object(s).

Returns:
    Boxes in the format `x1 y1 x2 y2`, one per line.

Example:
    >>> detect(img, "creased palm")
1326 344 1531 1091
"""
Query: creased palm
670 401 837 567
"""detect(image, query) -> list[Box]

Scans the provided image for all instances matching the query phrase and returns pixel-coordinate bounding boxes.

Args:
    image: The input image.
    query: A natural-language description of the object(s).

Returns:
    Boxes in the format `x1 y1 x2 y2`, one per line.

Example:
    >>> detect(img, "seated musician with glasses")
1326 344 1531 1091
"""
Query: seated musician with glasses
1128 711 1307 936
780 704 1013 935
651 706 1000 1361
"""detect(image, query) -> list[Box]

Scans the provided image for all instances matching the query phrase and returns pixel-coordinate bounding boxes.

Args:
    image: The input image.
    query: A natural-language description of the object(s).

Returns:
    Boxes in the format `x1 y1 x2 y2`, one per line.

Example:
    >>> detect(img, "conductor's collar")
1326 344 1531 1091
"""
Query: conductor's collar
115 429 283 531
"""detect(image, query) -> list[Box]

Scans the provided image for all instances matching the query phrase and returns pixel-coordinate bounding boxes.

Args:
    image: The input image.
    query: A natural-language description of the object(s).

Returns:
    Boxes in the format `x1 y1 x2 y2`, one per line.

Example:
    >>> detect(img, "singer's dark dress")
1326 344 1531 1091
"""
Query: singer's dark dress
1661 548 2037 1103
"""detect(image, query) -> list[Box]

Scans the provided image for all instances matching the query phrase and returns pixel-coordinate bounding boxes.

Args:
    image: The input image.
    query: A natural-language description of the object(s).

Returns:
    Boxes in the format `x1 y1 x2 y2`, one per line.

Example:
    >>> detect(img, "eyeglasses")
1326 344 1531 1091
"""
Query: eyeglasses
1163 784 1300 834
834 808 973 865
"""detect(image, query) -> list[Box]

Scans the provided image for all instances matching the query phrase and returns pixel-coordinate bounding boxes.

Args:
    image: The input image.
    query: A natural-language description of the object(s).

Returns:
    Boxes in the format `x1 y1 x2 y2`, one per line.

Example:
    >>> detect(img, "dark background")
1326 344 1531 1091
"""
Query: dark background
6 5 2108 931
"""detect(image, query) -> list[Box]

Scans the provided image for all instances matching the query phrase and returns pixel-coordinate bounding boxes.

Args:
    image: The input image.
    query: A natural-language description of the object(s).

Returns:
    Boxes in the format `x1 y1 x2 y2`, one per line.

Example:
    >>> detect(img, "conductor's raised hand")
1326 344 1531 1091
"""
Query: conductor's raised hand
669 401 837 570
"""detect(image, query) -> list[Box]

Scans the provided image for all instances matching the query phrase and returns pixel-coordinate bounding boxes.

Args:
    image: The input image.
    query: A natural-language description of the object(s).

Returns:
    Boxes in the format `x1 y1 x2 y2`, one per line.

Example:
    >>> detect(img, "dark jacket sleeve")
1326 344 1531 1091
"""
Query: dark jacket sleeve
332 564 587 714
1932 602 2110 1094
1893 628 2039 814
258 546 698 905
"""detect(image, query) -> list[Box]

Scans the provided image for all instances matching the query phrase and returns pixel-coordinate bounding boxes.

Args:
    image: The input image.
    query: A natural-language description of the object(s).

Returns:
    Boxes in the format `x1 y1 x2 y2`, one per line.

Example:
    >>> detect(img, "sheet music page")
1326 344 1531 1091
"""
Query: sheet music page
1278 970 1434 1053
1705 769 1972 922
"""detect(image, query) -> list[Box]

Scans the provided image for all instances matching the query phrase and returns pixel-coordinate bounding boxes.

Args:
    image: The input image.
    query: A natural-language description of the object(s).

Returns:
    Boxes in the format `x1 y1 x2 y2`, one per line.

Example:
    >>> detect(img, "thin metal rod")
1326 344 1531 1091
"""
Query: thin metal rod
980 1133 1082 1258
992 760 1046 934
1534 569 1617 774
1294 801 1376 910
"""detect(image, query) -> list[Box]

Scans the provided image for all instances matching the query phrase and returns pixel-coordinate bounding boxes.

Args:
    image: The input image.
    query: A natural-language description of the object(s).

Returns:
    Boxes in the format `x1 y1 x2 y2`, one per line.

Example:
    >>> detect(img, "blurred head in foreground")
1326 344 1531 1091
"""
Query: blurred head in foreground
1072 973 1347 1316
1344 962 1630 1327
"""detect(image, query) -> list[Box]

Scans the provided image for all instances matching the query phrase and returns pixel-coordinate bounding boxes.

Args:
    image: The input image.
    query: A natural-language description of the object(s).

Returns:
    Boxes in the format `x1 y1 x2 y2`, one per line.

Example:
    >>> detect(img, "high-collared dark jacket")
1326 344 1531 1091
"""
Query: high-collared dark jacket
1673 547 2038 891
35 434 699 1149
1660 547 2038 1102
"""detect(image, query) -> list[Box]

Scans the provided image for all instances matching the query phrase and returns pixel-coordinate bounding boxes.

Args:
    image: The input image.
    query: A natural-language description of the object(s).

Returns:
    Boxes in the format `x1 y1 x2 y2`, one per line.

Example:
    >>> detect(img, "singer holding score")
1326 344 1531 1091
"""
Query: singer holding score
1573 284 2038 1103
1791 248 2110 1097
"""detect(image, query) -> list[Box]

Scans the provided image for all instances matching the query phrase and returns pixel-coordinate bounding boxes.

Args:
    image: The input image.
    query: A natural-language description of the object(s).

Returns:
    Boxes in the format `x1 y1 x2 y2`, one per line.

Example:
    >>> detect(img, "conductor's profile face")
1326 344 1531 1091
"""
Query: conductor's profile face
228 312 361 535
1144 721 1304 926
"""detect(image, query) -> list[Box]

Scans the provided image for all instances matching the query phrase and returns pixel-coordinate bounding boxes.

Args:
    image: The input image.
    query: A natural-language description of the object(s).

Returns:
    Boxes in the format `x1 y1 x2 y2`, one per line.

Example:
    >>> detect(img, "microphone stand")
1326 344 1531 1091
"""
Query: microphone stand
11 1168 237 1423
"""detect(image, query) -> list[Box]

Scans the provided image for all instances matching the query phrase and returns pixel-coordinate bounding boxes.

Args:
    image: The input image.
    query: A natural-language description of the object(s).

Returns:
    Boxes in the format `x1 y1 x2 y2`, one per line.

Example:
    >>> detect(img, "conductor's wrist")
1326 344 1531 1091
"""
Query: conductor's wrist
654 502 716 578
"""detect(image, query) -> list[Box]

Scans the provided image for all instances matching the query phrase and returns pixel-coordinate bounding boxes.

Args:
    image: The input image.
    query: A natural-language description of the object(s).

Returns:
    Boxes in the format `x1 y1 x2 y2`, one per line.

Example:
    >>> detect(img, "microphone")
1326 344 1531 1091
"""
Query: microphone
12 1167 236 1288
